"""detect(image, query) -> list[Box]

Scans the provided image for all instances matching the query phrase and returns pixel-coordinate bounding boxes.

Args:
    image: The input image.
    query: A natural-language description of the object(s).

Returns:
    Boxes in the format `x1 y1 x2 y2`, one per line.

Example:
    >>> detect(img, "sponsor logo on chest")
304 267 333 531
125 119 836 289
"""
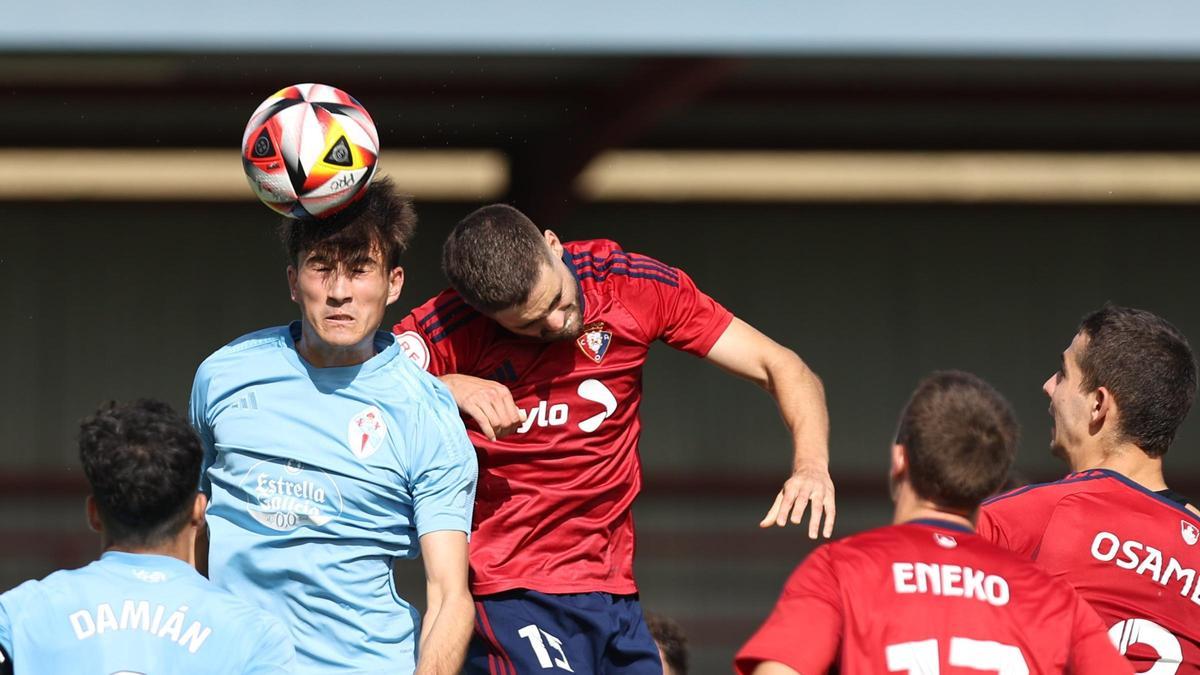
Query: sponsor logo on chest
516 378 618 434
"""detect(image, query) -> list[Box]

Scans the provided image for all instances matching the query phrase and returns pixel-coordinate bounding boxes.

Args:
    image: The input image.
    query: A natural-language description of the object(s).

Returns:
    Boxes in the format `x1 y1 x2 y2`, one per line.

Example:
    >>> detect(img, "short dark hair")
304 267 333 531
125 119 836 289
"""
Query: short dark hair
895 371 1019 512
645 612 688 675
442 203 553 312
78 399 204 547
1076 305 1197 457
279 177 416 269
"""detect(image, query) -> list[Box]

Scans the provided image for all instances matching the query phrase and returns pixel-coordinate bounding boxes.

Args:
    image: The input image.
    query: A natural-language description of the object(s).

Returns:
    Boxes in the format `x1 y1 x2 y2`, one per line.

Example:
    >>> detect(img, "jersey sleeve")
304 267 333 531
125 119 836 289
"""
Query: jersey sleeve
392 291 484 377
188 364 217 498
244 615 297 675
620 254 733 357
0 587 15 660
0 581 38 662
409 382 479 538
977 491 1049 558
734 545 843 675
1065 590 1133 674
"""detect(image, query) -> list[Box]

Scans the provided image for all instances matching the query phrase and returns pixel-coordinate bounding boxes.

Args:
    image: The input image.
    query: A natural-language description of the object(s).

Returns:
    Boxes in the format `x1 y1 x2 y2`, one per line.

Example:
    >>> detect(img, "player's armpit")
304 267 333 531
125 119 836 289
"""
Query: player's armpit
706 317 834 538
416 530 473 675
438 373 526 441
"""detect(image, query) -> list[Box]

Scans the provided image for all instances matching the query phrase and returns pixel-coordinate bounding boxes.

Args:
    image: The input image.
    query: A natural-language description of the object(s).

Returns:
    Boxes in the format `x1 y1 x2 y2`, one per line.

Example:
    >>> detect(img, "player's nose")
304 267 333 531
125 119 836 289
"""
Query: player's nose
1042 374 1055 397
545 311 566 332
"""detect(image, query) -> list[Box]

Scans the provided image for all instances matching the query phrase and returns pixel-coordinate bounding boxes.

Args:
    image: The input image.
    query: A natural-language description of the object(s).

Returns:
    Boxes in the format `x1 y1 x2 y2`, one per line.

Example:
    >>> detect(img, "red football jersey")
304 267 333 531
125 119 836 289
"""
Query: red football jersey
979 469 1200 674
735 520 1130 675
392 239 733 595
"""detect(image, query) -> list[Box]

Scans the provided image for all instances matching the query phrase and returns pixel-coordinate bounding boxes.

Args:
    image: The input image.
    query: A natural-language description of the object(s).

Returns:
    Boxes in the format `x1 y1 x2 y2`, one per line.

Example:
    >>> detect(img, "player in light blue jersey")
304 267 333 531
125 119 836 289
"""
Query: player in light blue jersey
190 178 478 674
0 399 295 675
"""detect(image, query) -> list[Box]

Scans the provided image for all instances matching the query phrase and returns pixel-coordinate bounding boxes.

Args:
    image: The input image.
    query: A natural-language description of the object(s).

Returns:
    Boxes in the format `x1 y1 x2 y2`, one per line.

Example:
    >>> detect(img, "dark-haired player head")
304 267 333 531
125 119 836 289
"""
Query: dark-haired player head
979 306 1200 672
81 399 208 560
645 612 689 675
0 400 295 674
1043 305 1197 504
280 176 416 367
888 370 1019 525
441 204 582 341
736 372 1131 675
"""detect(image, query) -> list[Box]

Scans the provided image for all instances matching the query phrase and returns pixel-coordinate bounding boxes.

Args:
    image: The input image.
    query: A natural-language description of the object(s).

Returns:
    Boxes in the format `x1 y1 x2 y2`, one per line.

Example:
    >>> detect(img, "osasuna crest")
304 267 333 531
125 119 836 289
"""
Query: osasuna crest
933 532 958 549
348 406 388 460
1182 520 1199 546
577 322 612 364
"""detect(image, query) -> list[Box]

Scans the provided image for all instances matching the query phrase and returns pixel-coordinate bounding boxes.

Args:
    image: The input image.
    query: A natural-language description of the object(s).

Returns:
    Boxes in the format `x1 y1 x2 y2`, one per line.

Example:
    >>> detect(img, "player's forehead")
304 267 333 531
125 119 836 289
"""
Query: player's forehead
1062 331 1089 370
300 240 385 267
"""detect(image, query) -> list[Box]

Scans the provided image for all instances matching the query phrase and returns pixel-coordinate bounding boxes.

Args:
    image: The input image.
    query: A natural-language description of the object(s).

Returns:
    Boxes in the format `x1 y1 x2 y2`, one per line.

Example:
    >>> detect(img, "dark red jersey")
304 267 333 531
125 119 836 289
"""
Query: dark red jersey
979 469 1200 674
392 240 733 595
735 520 1130 675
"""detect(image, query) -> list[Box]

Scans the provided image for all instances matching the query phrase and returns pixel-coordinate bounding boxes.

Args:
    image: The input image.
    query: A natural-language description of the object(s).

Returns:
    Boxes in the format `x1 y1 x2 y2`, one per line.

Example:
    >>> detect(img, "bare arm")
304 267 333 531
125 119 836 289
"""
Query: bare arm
416 530 474 675
439 374 526 441
753 662 803 675
705 317 834 538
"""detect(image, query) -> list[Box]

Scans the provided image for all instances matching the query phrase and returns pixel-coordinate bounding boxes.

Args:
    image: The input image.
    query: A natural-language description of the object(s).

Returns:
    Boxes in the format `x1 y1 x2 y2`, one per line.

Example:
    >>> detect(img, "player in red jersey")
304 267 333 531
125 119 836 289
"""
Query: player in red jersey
979 305 1200 673
736 371 1131 675
393 204 832 673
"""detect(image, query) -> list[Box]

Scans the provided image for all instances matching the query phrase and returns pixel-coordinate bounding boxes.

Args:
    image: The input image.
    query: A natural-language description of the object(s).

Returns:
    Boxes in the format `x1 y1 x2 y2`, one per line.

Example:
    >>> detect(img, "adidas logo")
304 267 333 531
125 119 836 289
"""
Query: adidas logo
234 390 259 411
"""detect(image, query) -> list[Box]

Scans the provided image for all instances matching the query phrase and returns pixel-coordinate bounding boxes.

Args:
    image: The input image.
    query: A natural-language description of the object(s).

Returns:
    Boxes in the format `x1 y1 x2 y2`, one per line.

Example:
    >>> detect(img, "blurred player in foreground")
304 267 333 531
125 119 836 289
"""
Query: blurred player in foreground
393 204 832 673
735 371 1131 675
0 399 295 675
190 180 478 674
979 305 1200 672
645 612 689 675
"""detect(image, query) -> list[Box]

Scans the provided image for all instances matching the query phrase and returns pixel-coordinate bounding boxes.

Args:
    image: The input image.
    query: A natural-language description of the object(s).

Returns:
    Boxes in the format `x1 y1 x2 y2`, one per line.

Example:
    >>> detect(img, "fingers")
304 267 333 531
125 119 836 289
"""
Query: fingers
759 491 783 528
821 490 836 538
461 382 524 441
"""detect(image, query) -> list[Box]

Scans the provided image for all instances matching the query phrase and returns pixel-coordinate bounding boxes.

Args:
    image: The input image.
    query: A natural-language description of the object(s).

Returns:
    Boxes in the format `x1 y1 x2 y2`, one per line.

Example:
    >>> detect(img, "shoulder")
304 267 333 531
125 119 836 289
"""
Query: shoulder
395 289 486 348
565 239 684 292
981 470 1116 514
195 326 291 378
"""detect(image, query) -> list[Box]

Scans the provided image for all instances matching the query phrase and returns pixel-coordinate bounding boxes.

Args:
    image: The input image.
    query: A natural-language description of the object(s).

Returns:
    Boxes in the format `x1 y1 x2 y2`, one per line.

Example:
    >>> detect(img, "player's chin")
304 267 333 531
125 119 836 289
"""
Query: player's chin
541 325 583 342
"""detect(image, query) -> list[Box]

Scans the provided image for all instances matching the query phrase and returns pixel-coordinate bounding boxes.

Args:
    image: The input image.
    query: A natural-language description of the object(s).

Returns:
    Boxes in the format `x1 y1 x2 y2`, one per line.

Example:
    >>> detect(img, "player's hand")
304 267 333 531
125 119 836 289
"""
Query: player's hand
759 461 835 538
439 374 526 441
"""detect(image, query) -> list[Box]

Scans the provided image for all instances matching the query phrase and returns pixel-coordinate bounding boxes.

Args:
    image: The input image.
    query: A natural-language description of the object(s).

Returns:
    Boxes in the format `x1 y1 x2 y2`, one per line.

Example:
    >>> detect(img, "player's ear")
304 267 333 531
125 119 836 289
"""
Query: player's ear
190 493 208 527
286 265 300 304
85 496 104 534
385 266 405 306
543 229 563 258
1091 385 1112 431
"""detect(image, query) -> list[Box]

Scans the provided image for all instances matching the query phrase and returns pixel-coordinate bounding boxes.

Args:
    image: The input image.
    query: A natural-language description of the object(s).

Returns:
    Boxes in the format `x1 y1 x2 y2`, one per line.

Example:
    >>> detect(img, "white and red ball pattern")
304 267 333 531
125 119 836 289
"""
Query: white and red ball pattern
241 83 379 220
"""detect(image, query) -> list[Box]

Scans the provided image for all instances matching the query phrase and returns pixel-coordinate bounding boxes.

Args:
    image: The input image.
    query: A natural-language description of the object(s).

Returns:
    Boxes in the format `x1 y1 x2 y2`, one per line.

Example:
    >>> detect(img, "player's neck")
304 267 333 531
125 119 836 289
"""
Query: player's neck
296 329 377 368
103 535 196 567
893 483 974 530
1082 445 1168 492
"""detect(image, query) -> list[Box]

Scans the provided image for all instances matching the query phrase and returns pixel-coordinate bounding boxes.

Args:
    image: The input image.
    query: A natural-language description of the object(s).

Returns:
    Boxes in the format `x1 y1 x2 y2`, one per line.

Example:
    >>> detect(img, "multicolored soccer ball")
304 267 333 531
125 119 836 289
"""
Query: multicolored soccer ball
241 83 379 219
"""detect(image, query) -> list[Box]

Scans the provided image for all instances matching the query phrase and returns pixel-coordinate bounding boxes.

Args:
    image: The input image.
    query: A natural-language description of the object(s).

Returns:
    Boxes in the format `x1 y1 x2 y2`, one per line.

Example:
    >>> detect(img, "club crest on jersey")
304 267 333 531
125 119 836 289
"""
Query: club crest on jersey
1183 520 1199 546
933 532 958 549
577 322 612 363
348 406 388 460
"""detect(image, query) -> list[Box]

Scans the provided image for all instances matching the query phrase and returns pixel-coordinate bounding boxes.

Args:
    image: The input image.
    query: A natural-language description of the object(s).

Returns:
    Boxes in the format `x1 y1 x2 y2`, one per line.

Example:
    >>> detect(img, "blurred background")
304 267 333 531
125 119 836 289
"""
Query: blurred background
5 2 1200 671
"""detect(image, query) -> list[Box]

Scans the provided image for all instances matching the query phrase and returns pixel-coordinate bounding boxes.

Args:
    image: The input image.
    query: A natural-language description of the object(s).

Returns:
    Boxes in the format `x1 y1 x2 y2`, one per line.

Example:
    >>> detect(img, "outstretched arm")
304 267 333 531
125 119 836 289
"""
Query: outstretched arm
416 530 474 675
705 317 834 538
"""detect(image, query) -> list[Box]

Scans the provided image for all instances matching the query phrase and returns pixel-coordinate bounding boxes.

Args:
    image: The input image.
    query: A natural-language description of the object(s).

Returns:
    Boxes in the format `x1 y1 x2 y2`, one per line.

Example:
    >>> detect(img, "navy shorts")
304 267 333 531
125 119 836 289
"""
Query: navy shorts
465 590 662 675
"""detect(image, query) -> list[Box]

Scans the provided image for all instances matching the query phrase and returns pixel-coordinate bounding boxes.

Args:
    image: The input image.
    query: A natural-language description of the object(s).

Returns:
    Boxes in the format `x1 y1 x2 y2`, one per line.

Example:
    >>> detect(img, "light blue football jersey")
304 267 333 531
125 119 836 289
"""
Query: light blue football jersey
0 550 295 675
189 323 478 674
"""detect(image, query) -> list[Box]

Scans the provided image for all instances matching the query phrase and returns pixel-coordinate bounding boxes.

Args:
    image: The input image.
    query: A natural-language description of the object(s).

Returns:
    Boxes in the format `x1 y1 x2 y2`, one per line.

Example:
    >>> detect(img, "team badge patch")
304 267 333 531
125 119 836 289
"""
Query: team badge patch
348 406 388 460
1182 520 1199 546
577 322 612 364
933 532 958 549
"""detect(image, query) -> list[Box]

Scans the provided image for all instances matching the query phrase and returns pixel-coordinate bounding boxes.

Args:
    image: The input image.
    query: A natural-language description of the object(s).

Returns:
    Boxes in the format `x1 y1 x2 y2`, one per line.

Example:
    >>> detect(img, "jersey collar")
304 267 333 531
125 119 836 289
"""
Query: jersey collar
905 518 975 534
99 551 200 578
282 320 401 379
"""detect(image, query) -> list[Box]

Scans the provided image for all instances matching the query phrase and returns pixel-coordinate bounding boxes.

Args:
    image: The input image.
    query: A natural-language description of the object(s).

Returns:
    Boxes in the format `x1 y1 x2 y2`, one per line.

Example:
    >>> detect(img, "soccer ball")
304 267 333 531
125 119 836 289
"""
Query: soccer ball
241 83 379 220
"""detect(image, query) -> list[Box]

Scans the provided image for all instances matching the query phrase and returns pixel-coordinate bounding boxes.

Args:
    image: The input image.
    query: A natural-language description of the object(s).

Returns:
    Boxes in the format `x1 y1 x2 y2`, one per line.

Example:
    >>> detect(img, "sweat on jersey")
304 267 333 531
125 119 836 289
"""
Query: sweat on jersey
0 551 295 675
190 323 478 674
979 468 1200 674
735 520 1131 675
393 239 734 596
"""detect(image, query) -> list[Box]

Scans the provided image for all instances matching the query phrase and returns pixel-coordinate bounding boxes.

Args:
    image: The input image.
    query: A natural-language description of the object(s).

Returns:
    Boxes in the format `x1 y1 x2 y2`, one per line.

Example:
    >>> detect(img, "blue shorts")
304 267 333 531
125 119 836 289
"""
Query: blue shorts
465 590 662 675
